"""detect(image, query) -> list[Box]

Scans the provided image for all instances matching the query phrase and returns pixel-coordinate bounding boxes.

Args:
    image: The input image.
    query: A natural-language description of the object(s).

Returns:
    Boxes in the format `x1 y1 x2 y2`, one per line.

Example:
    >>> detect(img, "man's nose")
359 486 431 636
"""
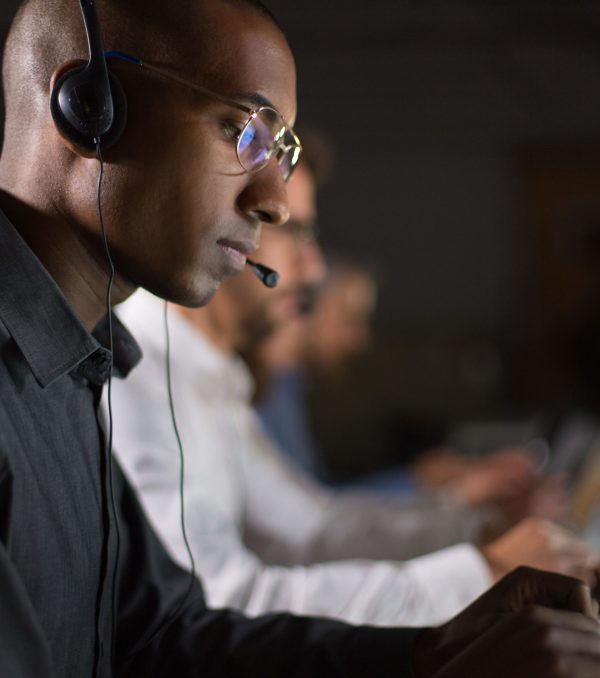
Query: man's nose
237 161 290 227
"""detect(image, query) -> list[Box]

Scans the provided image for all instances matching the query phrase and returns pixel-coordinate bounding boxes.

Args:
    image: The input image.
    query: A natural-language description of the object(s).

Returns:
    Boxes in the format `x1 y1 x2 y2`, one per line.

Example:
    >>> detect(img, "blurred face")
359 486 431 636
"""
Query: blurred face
304 269 377 375
221 162 326 351
85 2 297 307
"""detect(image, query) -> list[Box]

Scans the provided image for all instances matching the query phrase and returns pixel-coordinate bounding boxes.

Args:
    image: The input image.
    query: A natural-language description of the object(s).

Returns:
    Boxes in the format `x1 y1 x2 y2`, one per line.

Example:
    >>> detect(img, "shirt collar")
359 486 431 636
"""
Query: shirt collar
0 209 142 388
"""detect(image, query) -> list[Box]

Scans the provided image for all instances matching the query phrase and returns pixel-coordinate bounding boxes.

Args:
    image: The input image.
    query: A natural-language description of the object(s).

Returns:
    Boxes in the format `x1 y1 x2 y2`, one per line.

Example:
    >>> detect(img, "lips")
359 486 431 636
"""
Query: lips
217 238 258 272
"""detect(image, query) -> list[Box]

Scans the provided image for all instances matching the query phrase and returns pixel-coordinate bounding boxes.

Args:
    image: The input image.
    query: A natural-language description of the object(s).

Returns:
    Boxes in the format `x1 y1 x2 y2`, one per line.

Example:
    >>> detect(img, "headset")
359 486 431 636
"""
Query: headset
50 0 126 150
247 258 280 288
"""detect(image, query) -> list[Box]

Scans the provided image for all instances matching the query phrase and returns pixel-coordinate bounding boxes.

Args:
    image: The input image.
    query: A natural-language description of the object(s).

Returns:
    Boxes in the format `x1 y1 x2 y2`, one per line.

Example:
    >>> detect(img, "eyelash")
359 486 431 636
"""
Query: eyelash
221 120 243 142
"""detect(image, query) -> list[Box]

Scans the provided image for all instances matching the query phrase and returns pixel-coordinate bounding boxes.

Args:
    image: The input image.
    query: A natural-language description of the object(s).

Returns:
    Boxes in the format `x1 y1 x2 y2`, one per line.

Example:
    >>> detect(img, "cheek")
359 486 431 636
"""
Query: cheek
101 118 247 296
109 154 232 245
152 151 242 238
102 172 214 283
117 108 234 199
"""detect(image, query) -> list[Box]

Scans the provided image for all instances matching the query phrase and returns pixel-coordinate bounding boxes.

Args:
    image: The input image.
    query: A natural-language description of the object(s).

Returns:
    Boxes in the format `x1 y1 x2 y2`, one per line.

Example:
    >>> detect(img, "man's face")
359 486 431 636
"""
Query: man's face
222 162 326 351
304 269 377 375
89 2 297 308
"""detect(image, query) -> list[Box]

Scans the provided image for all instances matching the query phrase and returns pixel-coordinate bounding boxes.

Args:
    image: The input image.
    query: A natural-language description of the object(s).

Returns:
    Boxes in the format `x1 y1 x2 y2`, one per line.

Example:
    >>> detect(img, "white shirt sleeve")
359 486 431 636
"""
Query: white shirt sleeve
110 294 492 627
115 426 490 626
240 408 496 565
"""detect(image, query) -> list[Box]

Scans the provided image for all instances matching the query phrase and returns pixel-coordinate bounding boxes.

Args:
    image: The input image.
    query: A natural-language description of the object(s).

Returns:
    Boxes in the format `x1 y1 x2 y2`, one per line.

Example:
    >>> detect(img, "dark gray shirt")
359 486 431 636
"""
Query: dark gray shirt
0 209 422 677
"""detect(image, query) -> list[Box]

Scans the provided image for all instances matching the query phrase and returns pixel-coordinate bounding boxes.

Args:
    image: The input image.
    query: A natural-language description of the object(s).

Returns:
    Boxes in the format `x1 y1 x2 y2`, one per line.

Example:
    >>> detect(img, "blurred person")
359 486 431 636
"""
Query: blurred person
255 257 420 485
111 158 597 627
300 257 378 376
254 258 381 479
256 254 567 524
250 138 548 510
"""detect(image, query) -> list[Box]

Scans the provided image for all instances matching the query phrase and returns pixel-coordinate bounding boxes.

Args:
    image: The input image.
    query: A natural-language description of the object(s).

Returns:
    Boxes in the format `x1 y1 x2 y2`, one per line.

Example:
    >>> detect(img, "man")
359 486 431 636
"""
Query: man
255 256 563 505
112 156 598 626
1 0 600 676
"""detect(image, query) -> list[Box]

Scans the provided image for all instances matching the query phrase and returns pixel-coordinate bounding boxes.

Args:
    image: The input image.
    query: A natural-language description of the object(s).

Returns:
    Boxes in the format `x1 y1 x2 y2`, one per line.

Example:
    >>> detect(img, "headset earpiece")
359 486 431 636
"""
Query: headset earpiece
50 0 127 151
50 65 127 151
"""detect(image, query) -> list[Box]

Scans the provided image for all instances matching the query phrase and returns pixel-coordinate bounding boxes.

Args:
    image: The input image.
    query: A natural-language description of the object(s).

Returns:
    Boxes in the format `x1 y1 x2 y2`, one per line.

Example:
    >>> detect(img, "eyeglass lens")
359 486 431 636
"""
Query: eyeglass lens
237 108 300 181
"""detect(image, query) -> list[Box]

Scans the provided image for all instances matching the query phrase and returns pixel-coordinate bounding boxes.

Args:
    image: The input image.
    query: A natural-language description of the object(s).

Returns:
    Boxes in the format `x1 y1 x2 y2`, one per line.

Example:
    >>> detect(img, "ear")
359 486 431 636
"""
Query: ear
49 60 97 159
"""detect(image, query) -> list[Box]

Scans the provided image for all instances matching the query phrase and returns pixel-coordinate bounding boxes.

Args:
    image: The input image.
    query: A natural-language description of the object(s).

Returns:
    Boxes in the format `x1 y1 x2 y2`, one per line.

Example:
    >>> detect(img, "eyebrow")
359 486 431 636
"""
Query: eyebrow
232 91 277 111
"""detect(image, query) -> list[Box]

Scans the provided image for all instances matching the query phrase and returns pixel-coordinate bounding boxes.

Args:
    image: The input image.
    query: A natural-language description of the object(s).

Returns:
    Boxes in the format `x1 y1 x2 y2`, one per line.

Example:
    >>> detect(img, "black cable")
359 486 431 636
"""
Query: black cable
128 303 198 640
117 305 199 675
116 251 197 676
163 300 197 594
95 139 121 671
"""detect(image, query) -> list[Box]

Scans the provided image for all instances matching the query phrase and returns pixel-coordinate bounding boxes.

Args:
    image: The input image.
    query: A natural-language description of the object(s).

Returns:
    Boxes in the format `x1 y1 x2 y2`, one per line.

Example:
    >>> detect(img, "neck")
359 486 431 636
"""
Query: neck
0 186 134 331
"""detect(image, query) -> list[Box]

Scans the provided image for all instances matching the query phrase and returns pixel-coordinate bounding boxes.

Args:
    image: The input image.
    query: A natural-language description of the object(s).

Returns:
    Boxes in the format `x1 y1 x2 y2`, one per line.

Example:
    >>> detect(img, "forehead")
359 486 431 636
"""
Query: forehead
183 2 297 123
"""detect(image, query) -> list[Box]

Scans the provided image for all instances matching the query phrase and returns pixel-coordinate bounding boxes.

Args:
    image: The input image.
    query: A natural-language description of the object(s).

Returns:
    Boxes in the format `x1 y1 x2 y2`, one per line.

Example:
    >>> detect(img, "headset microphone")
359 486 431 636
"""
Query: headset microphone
246 259 280 288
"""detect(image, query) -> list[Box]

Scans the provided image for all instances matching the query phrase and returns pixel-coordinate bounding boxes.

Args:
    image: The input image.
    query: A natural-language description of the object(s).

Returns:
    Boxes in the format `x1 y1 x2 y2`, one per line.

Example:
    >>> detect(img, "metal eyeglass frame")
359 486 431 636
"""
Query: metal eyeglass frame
104 50 302 181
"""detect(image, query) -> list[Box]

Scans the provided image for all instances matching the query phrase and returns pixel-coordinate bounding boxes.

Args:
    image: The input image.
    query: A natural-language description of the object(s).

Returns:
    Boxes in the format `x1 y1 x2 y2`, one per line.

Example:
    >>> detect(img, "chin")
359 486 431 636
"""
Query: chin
175 281 221 309
141 274 220 309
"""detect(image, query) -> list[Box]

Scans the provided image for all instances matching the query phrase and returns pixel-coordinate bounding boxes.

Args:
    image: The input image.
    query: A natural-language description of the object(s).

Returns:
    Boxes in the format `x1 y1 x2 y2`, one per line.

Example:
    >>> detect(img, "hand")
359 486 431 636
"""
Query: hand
481 518 599 585
411 448 472 488
431 606 600 677
413 567 600 678
450 448 536 508
481 473 569 528
528 473 569 522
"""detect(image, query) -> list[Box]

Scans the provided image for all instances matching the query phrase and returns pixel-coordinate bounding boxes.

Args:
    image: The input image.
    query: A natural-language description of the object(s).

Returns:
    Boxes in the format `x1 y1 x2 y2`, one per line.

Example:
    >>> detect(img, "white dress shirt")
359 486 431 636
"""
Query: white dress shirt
110 290 492 626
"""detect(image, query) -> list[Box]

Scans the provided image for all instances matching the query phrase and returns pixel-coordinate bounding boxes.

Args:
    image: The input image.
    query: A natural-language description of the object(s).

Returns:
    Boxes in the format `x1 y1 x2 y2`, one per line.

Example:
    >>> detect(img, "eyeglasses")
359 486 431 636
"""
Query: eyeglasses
105 51 302 181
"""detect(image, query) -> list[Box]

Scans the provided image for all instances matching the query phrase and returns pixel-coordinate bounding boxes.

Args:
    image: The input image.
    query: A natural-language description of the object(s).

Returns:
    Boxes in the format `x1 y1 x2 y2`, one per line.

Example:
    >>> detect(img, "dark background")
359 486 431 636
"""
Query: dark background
3 1 600 473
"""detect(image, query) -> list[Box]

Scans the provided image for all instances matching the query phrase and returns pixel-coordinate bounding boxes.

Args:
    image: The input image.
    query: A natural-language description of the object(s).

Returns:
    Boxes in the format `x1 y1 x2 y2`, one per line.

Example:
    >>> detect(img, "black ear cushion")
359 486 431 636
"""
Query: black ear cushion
50 68 128 151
